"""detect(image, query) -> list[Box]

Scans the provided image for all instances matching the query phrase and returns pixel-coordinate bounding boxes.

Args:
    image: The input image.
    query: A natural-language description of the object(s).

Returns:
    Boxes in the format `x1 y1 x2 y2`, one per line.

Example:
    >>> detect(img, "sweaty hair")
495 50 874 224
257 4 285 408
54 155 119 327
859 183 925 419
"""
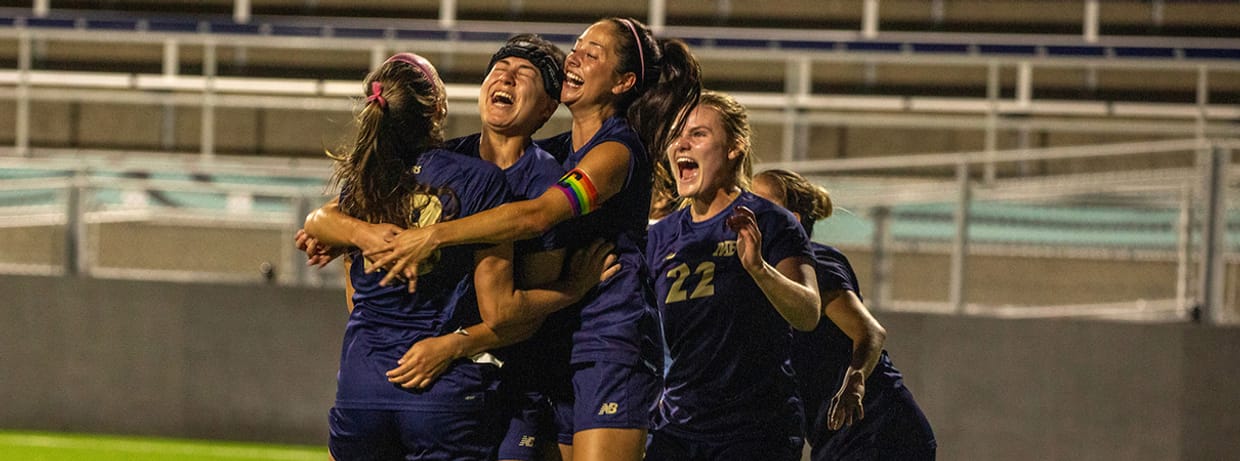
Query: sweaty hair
604 17 702 164
755 169 834 235
488 33 566 102
328 52 454 228
700 90 754 191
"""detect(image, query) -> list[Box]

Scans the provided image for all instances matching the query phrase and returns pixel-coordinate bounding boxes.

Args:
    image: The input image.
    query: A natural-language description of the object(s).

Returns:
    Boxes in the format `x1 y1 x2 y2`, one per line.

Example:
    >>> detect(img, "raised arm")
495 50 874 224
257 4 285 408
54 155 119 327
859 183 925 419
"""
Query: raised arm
368 141 633 287
728 206 820 331
823 289 887 430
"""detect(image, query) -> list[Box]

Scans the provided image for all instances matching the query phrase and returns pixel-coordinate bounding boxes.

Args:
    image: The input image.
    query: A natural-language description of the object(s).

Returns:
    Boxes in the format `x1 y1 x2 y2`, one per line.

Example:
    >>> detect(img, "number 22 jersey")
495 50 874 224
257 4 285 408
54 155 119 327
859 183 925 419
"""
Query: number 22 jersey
645 191 814 438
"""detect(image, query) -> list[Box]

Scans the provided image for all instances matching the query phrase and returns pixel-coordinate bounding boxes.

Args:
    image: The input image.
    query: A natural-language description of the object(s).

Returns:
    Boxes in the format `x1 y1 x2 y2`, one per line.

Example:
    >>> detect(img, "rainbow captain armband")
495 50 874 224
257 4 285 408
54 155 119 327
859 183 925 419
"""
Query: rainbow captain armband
554 168 600 217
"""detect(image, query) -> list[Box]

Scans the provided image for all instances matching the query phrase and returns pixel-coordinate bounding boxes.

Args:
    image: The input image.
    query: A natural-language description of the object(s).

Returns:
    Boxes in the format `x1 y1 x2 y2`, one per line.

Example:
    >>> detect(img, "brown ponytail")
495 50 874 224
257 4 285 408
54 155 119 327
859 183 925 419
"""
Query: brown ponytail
604 17 703 161
328 53 451 228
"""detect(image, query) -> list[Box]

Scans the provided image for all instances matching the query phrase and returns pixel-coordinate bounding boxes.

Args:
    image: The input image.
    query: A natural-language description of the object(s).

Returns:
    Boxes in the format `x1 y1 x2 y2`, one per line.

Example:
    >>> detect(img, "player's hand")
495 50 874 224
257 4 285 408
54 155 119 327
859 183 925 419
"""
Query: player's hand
568 239 620 297
725 205 764 274
354 222 404 256
385 334 463 389
364 225 437 293
294 228 340 268
827 369 866 430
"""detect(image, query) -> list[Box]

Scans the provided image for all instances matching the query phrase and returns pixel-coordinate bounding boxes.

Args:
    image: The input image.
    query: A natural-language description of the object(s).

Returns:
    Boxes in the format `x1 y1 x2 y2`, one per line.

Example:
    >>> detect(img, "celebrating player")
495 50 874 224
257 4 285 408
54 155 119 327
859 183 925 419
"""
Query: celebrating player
644 90 820 461
752 168 937 460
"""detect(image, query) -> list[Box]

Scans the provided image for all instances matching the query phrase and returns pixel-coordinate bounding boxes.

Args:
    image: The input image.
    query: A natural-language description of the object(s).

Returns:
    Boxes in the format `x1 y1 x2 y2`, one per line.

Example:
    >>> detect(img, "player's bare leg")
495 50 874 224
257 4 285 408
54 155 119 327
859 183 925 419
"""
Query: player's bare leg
571 428 645 461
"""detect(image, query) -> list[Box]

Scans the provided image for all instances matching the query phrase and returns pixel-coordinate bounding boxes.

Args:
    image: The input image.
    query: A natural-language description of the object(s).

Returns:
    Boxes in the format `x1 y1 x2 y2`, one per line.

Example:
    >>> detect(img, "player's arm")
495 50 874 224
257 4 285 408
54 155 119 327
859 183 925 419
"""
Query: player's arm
823 289 886 430
728 206 820 331
385 240 617 389
409 245 573 369
367 141 632 286
304 198 403 253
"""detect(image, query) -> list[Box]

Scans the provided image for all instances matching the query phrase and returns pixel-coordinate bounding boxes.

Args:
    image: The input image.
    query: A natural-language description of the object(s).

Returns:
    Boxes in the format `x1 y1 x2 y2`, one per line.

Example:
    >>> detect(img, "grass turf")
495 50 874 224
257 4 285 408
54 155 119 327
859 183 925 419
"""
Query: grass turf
0 431 324 461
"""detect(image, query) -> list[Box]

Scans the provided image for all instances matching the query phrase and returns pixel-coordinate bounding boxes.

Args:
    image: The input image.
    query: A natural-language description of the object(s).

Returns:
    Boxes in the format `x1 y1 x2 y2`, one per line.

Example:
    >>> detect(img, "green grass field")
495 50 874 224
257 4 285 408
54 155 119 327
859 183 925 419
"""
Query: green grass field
0 431 325 461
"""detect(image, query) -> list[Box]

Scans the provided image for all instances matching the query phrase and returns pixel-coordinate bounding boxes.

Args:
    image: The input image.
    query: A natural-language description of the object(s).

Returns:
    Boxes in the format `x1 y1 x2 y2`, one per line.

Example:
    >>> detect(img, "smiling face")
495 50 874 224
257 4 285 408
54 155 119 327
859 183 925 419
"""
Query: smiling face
479 56 556 136
667 104 738 203
561 21 636 110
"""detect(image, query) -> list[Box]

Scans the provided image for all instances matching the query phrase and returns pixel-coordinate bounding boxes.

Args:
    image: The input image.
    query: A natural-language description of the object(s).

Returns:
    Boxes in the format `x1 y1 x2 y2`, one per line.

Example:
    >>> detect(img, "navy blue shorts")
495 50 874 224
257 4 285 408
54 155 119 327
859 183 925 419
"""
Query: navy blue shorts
328 406 501 461
809 385 937 461
494 390 557 461
551 361 658 443
645 427 803 461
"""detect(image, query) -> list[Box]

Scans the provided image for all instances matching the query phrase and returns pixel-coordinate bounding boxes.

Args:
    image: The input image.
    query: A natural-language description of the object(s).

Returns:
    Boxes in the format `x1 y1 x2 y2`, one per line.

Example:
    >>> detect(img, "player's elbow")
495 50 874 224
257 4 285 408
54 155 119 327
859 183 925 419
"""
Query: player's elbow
791 315 819 332
479 298 542 343
870 322 888 346
479 297 521 332
303 208 325 235
482 311 517 332
790 301 820 332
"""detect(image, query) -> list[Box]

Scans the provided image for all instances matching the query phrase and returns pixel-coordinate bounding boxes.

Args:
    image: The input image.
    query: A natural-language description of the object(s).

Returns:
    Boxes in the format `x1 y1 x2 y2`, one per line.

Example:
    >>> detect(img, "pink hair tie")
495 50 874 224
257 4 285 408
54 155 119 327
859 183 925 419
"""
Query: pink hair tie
619 19 645 84
366 80 387 109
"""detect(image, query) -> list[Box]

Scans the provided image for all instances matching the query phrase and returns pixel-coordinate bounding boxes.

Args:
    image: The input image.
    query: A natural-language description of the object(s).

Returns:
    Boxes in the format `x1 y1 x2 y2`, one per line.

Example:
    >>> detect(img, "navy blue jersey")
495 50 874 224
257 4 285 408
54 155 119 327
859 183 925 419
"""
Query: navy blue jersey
445 133 565 254
445 133 575 393
335 148 511 411
535 130 573 165
792 242 936 457
646 191 813 439
560 116 661 368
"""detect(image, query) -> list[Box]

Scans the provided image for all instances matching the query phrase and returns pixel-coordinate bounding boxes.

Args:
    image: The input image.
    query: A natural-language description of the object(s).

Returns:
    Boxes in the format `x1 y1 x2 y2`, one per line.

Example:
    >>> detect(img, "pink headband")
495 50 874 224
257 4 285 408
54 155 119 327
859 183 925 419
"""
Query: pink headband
618 19 645 84
366 81 386 109
385 52 439 85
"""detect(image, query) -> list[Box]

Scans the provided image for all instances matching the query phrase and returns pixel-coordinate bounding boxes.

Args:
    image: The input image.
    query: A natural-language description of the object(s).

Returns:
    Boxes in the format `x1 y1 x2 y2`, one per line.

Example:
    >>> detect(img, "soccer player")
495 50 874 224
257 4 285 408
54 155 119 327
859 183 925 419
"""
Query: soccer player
305 52 602 461
644 90 820 461
365 17 703 461
398 34 576 461
752 168 937 460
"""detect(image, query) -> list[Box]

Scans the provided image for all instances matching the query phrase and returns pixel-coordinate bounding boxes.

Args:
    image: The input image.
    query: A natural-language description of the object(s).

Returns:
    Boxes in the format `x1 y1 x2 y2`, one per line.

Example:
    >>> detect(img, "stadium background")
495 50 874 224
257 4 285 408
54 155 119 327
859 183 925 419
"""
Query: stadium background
1 1 1238 460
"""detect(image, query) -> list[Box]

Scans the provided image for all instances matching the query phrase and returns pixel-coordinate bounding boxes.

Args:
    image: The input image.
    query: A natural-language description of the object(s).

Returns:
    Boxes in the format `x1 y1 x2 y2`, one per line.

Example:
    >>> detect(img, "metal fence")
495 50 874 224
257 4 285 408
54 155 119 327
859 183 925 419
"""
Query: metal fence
1 138 1234 324
762 137 1238 323
0 151 339 286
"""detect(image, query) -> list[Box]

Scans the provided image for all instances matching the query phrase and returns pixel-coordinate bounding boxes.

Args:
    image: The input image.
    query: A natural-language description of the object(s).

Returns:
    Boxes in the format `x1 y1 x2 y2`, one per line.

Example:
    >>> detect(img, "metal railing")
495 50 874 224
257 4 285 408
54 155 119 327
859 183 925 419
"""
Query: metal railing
0 138 1233 323
762 137 1237 324
2 5 1238 170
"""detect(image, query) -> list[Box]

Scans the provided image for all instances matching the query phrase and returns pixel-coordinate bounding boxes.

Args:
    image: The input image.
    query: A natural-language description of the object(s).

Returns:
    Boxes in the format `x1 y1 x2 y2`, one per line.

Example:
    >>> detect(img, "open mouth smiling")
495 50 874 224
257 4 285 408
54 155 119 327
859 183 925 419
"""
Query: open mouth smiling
490 90 514 107
565 71 585 88
675 157 700 183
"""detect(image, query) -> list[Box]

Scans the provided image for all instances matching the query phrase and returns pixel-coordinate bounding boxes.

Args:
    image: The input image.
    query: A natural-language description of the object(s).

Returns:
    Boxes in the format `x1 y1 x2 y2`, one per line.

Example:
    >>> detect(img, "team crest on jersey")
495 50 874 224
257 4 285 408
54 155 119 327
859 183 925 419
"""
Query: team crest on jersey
363 192 443 277
407 192 443 275
713 240 736 257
